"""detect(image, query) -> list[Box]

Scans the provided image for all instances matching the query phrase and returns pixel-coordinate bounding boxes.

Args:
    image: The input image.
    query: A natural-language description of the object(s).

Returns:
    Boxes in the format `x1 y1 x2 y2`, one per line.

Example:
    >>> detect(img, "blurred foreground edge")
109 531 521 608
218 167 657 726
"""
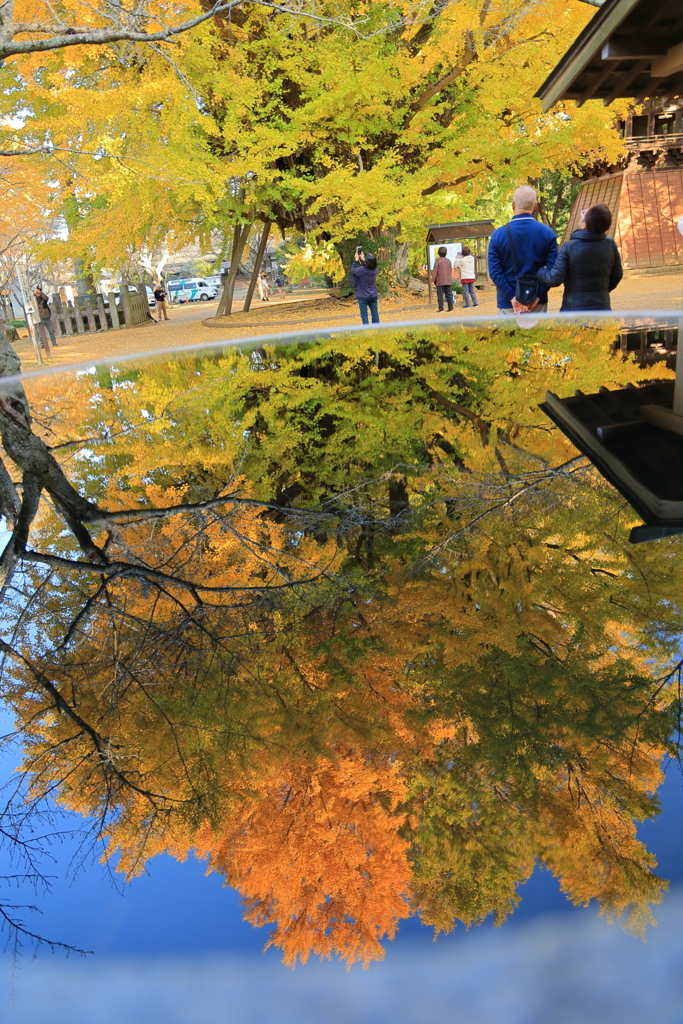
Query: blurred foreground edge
540 380 683 545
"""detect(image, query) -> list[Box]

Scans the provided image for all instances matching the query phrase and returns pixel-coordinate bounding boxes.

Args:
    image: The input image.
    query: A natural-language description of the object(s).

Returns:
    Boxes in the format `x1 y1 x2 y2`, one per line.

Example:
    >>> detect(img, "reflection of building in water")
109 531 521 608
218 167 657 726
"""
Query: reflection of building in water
536 0 683 271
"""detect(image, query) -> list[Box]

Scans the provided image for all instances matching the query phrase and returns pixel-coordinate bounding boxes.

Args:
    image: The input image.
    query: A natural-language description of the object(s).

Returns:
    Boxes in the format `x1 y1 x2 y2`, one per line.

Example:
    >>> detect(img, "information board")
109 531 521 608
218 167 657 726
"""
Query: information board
427 242 462 269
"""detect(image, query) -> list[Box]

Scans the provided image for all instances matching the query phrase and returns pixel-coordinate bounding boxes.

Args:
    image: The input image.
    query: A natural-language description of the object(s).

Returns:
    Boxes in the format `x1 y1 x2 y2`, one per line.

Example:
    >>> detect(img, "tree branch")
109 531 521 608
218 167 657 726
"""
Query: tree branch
410 32 476 113
0 0 404 62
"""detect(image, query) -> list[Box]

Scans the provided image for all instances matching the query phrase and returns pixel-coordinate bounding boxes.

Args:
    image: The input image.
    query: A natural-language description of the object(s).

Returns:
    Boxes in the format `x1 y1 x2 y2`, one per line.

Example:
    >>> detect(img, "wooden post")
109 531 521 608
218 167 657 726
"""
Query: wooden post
73 303 85 334
426 243 433 306
62 303 74 336
84 296 97 333
51 294 64 339
15 267 41 363
25 313 42 364
243 221 271 313
31 313 52 358
96 294 109 331
104 291 119 329
216 223 251 317
119 282 134 328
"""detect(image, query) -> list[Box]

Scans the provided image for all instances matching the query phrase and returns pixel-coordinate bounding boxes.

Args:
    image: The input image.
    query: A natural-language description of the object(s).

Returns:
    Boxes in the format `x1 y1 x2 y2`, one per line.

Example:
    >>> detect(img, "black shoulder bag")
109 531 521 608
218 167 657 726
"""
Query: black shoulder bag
506 223 539 306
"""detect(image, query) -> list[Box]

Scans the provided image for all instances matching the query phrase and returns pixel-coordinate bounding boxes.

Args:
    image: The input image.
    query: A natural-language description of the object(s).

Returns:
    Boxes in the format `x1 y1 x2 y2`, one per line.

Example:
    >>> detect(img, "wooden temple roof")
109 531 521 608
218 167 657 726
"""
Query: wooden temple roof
536 0 683 111
425 221 494 243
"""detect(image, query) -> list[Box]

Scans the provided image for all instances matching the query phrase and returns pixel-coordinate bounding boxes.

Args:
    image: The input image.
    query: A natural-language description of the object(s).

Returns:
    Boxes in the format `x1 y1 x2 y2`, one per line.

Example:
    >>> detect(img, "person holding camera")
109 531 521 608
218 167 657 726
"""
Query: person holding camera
33 287 57 348
351 247 380 324
153 282 169 321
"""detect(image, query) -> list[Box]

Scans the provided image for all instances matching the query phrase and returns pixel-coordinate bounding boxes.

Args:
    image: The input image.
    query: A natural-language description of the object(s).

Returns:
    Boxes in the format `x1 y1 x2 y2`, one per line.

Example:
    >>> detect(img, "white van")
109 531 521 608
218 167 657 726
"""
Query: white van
167 278 218 303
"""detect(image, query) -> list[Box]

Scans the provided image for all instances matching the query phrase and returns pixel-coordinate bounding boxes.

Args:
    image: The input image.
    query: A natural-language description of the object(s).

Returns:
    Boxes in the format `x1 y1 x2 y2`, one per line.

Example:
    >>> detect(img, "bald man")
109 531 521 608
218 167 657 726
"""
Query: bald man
487 186 558 314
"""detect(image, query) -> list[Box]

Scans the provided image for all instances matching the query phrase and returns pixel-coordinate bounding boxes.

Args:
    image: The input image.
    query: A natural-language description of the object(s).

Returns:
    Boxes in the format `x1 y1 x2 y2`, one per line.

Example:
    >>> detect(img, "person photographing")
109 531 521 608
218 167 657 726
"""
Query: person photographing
351 247 380 325
33 287 57 347
154 283 169 321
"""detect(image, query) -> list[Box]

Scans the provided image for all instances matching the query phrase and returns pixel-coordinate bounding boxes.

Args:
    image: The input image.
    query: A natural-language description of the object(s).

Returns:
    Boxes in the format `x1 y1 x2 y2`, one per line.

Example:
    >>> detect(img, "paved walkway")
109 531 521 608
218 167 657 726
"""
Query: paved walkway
11 273 683 372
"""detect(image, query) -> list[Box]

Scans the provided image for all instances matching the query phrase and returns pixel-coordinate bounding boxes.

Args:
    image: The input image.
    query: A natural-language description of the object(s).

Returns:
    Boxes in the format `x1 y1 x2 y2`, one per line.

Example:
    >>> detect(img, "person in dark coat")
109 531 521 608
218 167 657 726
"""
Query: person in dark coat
537 203 623 311
33 287 57 347
351 247 379 324
153 283 169 321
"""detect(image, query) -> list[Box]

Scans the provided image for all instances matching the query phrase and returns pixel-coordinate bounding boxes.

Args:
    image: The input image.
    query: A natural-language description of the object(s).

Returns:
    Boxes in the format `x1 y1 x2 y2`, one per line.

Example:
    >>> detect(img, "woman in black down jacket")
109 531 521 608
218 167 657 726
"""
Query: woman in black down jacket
537 203 623 310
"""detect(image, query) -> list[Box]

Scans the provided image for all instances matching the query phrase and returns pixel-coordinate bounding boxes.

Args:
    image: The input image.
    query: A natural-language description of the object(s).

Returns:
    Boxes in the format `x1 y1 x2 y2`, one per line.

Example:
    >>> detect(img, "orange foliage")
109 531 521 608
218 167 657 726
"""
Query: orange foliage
194 752 412 968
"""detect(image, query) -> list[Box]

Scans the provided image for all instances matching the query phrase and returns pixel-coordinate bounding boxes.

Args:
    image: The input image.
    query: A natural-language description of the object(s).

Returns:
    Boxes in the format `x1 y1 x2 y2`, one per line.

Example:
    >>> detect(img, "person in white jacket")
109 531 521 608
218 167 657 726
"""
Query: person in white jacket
453 247 478 308
257 272 270 302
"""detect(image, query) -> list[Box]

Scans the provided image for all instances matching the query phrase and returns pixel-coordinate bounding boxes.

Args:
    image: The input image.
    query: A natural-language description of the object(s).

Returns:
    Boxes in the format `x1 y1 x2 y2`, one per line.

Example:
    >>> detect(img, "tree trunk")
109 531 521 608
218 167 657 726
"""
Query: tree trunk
215 223 251 318
243 222 271 313
74 258 94 297
0 327 101 524
393 241 410 289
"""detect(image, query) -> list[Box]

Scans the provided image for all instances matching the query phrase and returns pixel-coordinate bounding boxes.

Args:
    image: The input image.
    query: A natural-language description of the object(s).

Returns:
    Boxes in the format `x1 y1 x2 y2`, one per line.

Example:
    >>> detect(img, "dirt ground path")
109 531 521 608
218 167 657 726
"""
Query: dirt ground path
12 272 683 372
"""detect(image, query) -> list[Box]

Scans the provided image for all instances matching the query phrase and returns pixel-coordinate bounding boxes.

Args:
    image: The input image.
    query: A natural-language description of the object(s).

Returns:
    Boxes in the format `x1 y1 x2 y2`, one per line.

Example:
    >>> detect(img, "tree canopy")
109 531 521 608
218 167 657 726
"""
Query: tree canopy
3 0 625 275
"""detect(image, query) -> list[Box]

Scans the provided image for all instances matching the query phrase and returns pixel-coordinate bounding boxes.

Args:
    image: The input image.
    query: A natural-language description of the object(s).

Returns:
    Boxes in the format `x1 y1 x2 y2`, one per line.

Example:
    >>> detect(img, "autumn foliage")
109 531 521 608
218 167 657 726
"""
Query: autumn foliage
4 324 681 966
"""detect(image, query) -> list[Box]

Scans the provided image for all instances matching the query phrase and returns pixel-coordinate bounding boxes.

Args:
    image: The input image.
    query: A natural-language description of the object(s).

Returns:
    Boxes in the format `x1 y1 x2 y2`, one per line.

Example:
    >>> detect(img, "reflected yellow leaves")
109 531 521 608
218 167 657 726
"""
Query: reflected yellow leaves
4 323 681 965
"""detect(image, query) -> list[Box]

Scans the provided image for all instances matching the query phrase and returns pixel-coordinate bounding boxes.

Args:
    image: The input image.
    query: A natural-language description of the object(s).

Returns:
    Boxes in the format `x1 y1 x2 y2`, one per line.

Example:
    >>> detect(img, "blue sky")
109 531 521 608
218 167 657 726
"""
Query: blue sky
1 710 682 1024
0 734 680 961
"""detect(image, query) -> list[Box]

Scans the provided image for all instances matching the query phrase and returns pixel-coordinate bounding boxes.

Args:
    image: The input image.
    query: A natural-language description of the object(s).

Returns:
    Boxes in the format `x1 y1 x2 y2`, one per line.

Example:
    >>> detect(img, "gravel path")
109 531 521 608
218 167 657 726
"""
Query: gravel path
11 272 683 372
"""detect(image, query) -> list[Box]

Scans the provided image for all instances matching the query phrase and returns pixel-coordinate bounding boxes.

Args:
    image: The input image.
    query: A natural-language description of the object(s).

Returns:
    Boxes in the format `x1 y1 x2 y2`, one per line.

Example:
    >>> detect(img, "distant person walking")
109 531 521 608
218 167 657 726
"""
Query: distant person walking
488 186 558 313
33 288 57 347
351 247 380 324
257 273 270 302
275 272 286 300
536 203 623 311
432 246 454 312
154 283 169 321
454 246 478 308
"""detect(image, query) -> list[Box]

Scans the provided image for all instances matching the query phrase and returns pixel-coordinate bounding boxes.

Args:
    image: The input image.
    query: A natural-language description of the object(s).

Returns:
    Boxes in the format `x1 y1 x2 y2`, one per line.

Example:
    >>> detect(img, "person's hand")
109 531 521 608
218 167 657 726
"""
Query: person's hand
511 298 529 314
527 297 540 312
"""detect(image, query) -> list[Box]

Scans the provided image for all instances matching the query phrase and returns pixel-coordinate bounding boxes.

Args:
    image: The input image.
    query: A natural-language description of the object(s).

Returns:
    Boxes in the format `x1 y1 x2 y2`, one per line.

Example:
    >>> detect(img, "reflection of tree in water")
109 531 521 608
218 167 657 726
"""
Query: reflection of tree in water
0 325 681 964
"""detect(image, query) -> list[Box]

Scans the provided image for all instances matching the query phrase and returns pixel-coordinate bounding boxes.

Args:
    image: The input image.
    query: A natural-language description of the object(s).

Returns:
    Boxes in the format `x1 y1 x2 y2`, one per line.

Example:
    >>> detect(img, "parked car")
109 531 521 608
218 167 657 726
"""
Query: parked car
167 278 218 303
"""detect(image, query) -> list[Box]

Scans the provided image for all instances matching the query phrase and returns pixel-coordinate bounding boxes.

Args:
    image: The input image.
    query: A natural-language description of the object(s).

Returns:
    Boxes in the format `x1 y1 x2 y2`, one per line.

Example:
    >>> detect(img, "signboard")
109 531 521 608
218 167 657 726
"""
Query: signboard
16 266 36 314
427 241 462 269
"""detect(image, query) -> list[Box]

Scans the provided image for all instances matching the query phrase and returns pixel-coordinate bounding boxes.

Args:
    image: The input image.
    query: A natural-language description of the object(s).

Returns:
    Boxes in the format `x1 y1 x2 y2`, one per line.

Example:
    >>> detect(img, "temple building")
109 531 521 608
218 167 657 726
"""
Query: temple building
536 0 683 271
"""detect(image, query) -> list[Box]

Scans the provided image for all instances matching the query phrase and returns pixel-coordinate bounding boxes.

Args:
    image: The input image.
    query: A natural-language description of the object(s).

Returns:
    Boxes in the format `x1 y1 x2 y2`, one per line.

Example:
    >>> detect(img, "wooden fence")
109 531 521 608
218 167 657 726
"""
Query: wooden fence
49 285 151 338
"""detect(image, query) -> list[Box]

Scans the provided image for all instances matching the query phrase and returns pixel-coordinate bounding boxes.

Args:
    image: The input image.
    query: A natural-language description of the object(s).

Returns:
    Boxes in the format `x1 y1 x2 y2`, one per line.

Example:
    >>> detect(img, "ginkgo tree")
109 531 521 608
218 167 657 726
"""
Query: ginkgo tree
8 0 624 284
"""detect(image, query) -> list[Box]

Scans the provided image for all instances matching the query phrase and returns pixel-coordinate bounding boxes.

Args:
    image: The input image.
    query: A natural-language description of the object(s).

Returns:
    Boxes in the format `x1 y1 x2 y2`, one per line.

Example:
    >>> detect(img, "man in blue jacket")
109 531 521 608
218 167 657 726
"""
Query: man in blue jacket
488 186 558 314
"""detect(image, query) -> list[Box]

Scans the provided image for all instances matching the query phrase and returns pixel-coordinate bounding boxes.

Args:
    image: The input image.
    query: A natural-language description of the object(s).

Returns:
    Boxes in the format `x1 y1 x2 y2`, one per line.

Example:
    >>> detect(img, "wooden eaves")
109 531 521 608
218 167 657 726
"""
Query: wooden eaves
536 0 683 110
